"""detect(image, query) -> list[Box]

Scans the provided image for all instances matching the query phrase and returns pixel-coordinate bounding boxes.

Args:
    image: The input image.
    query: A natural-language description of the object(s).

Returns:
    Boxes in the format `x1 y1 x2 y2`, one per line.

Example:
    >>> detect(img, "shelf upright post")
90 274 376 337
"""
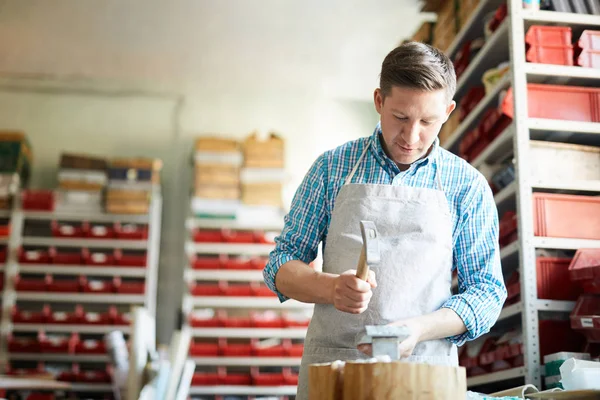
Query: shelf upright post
0 201 24 373
145 190 163 319
507 0 541 387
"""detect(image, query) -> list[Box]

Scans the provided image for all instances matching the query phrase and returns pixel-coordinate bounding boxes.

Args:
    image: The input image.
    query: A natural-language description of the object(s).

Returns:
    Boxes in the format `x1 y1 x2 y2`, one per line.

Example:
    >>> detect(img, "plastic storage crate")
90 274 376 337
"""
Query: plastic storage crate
578 30 600 50
569 249 600 294
571 295 600 342
526 25 572 47
503 84 600 122
533 193 600 239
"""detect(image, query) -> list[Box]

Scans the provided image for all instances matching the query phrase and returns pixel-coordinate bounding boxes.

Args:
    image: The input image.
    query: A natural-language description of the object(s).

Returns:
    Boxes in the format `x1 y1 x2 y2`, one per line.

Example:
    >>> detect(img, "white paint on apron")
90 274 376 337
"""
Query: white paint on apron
296 142 457 399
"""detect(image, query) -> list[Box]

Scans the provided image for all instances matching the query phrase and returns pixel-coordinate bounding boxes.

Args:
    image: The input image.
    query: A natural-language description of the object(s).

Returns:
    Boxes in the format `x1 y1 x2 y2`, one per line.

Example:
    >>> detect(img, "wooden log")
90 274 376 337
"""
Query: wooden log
342 361 467 400
308 361 344 400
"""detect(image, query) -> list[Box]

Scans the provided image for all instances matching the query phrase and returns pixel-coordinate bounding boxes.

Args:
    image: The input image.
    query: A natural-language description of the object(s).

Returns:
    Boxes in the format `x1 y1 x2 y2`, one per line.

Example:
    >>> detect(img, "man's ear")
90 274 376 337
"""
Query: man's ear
374 88 384 115
444 100 456 122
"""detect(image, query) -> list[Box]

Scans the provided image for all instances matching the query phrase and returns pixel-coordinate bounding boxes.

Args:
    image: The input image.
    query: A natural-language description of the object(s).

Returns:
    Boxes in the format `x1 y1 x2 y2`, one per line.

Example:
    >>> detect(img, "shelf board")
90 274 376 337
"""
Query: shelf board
533 237 600 250
186 269 264 282
445 0 506 58
529 119 600 135
189 386 297 396
192 356 302 366
537 299 575 313
186 242 274 256
533 180 600 193
16 292 146 304
471 125 514 169
22 210 149 223
8 353 109 362
187 217 283 231
522 10 600 26
21 236 148 250
70 384 112 392
187 295 312 309
455 20 509 100
525 63 600 86
19 264 147 277
445 74 511 151
467 367 525 387
190 327 307 339
11 323 131 334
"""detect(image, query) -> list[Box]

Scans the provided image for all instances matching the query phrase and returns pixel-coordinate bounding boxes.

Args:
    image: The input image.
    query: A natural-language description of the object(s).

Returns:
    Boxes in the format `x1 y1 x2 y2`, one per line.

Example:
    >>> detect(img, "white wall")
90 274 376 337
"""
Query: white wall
0 0 427 343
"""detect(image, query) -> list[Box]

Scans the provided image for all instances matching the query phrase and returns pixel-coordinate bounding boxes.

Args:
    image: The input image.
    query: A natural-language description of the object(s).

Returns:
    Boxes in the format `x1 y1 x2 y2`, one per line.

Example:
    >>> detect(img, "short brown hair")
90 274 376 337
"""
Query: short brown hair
380 42 456 102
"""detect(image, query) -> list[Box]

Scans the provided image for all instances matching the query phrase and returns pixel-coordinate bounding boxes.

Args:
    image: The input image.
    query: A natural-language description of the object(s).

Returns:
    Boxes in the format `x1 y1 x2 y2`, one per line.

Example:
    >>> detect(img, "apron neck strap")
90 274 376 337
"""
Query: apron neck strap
345 143 370 185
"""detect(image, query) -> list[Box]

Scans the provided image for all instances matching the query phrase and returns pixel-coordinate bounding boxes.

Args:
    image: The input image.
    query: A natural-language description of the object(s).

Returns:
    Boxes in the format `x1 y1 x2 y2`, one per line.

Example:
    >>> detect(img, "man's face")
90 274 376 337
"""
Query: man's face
374 86 455 169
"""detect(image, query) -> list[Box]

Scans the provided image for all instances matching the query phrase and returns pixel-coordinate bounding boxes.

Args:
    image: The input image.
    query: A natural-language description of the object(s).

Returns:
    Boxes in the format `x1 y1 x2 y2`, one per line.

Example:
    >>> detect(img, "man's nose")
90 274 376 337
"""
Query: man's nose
402 122 420 145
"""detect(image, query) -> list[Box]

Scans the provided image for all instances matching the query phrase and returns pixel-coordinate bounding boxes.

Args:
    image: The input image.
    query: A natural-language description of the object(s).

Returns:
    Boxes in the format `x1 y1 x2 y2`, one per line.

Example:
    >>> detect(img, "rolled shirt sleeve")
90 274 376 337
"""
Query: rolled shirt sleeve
263 154 329 302
442 178 508 346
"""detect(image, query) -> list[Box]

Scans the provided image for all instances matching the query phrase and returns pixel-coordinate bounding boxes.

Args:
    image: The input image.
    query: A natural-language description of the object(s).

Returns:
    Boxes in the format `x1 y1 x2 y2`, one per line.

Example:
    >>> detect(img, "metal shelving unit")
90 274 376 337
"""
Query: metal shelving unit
0 191 162 385
441 0 600 389
183 213 311 397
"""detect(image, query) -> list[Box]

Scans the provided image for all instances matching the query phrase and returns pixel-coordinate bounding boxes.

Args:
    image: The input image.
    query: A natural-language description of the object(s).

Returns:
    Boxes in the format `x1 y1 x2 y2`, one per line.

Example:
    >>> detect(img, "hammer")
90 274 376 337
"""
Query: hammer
355 221 413 359
356 220 381 281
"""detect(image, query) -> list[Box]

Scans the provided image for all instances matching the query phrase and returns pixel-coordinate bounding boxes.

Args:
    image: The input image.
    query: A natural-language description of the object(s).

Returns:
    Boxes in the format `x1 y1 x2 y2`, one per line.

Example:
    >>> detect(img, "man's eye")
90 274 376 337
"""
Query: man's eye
421 120 432 125
395 116 407 121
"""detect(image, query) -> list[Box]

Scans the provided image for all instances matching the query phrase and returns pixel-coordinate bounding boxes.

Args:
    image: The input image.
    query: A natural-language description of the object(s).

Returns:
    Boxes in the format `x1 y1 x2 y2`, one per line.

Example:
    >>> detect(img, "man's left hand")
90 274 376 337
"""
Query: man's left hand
357 318 423 358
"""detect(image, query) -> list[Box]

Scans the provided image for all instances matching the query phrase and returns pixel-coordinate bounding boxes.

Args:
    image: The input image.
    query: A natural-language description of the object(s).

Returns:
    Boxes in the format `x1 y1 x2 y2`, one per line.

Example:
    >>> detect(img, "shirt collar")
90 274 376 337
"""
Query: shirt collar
369 122 439 173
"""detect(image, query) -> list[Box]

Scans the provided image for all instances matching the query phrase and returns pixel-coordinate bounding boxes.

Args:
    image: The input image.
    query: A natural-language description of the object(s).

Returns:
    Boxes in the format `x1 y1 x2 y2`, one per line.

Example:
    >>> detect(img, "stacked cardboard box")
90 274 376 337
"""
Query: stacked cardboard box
432 0 459 52
0 132 32 210
458 0 480 29
411 22 435 45
106 158 162 214
57 153 107 213
194 137 242 201
241 133 285 208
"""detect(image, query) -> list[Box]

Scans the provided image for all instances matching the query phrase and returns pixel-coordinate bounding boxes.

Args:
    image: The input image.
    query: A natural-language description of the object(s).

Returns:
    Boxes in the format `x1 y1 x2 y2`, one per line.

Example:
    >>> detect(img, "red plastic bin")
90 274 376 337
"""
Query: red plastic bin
19 248 51 264
87 223 115 239
189 340 219 356
114 223 148 240
219 372 252 386
75 338 106 354
526 26 572 47
526 45 574 66
115 279 145 294
190 254 222 270
0 224 10 238
569 249 600 293
51 221 86 238
47 276 80 293
570 295 600 343
51 248 84 265
223 256 256 270
576 50 600 68
503 84 600 123
480 108 512 141
82 309 112 325
488 3 507 34
219 311 251 328
499 211 518 247
77 369 111 383
253 284 276 297
191 372 219 386
221 339 252 356
8 335 40 352
253 343 285 357
189 310 220 327
222 283 253 297
286 343 304 357
459 86 486 121
22 190 55 211
192 229 224 243
12 306 49 324
537 257 581 300
252 371 285 386
0 247 6 263
14 275 47 292
222 230 255 243
251 312 284 328
190 283 222 297
49 309 81 325
116 250 147 267
81 278 114 294
283 313 311 328
84 249 116 266
284 368 299 385
39 333 75 353
533 193 600 240
578 30 600 51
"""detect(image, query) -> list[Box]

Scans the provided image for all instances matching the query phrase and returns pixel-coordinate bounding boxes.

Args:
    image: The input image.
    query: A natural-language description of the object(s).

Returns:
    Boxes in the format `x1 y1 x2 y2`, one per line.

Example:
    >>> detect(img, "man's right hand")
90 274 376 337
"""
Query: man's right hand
331 270 377 314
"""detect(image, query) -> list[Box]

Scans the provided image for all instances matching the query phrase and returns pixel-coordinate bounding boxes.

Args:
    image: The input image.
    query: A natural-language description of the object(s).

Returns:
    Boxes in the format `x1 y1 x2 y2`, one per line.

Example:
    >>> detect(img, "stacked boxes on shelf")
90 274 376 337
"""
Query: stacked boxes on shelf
193 137 243 219
432 0 459 51
106 158 162 214
576 30 600 68
57 153 107 214
241 133 286 208
0 132 32 210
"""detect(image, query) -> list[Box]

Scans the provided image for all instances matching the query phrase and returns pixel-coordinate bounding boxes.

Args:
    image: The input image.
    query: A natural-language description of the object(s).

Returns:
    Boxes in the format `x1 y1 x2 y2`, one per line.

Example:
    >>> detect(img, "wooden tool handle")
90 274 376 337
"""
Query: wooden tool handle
356 245 369 281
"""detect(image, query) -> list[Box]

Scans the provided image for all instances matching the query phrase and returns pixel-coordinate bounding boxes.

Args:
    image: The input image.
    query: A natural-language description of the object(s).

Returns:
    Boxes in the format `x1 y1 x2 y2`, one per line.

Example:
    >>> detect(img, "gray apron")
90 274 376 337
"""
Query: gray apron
296 143 458 399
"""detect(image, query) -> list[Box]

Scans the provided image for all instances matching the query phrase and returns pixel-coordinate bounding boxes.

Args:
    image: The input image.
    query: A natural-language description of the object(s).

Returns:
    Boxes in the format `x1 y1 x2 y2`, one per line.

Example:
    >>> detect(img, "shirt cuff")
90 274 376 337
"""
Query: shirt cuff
263 253 297 303
441 296 478 347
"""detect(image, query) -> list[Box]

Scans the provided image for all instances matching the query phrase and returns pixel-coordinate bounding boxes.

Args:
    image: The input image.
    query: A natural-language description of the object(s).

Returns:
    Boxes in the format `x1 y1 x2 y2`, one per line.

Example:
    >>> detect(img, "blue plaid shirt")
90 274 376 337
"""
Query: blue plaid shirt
264 124 507 345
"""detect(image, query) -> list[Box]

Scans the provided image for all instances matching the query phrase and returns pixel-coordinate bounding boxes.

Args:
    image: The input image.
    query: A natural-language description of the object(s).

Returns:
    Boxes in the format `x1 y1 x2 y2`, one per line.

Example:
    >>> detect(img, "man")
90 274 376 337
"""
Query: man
263 42 507 399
